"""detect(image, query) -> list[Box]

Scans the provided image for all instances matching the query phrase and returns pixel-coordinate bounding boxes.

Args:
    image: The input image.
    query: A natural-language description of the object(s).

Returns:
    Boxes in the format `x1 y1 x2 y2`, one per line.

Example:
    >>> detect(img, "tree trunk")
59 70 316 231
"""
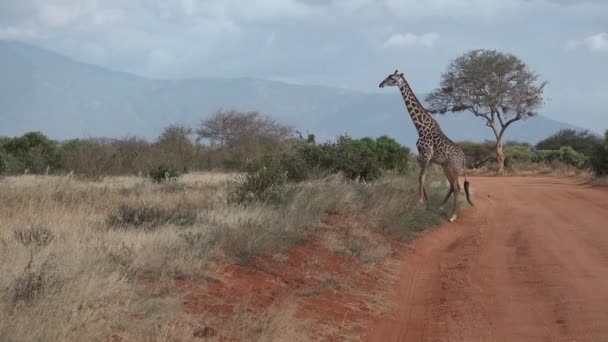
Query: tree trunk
496 139 505 175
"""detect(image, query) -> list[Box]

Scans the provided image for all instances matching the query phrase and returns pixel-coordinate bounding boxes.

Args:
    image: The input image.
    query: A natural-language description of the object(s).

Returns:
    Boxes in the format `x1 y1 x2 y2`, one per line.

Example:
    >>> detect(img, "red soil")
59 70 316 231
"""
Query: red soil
176 212 407 340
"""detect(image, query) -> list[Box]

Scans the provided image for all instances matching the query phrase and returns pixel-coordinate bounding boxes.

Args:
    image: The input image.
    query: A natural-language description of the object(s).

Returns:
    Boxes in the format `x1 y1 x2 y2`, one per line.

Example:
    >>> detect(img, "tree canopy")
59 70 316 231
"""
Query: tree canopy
426 49 547 173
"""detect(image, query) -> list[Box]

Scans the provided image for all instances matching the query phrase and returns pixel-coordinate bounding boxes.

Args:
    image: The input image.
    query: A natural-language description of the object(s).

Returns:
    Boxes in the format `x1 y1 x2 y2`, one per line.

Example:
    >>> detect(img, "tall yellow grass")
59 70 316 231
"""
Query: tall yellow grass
0 171 446 341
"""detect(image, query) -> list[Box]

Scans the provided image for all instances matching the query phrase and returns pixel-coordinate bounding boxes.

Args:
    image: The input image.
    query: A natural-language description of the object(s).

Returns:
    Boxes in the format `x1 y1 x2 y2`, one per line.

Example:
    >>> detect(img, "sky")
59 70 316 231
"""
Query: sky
0 0 607 131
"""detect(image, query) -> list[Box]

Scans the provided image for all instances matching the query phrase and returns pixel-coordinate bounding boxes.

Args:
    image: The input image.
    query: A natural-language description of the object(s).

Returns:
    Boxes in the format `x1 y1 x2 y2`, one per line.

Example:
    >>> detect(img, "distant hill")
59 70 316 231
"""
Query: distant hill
0 41 583 148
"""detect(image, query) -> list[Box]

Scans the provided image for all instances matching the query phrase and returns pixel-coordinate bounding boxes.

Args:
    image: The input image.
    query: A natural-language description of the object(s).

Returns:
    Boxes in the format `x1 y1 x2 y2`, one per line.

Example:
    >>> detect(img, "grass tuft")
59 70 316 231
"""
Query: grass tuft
13 226 55 247
106 204 197 229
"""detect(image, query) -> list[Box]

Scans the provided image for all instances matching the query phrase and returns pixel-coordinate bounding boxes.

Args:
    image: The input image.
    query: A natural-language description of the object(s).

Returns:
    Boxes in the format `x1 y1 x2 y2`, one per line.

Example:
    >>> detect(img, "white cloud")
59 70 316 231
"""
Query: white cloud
93 9 124 26
383 33 440 48
383 0 524 20
37 3 85 27
198 0 314 22
566 32 608 52
0 26 37 40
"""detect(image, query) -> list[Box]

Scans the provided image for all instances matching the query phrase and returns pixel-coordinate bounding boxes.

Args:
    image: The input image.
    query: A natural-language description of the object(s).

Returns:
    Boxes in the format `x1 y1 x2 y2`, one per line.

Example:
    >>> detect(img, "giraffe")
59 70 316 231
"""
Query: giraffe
379 70 473 222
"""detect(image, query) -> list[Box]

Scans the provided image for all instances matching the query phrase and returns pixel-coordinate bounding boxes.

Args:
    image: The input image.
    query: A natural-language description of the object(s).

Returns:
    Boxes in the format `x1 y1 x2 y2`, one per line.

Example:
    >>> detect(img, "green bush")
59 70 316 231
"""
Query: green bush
149 163 181 183
504 144 533 168
230 133 412 204
374 135 411 173
504 145 533 163
536 129 601 157
591 130 608 176
231 155 288 204
0 154 7 175
561 146 586 168
533 146 586 168
278 152 314 182
290 135 409 182
331 135 382 182
2 132 63 174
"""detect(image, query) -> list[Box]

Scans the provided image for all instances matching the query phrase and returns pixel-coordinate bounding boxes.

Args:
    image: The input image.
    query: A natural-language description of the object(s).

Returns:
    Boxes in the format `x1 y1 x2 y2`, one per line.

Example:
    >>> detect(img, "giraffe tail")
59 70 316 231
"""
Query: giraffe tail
463 158 474 206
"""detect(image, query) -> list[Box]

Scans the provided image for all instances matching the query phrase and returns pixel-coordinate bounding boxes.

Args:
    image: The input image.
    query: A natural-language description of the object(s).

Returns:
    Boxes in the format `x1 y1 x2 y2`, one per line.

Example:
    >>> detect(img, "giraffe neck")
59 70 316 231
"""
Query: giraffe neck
397 78 434 135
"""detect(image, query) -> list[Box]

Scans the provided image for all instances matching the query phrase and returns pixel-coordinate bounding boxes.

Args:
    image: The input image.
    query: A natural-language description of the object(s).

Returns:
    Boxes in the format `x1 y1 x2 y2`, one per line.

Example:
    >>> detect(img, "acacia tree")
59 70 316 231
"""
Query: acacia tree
426 49 547 174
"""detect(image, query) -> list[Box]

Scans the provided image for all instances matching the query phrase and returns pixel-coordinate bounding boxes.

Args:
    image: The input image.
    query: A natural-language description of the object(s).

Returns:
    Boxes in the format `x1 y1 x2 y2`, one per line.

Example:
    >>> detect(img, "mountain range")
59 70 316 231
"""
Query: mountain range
0 41 583 149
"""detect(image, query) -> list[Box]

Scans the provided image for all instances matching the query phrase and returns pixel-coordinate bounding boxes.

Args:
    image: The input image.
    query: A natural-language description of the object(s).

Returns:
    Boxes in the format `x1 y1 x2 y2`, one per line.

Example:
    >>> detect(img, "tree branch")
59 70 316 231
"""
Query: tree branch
496 108 505 128
488 120 500 139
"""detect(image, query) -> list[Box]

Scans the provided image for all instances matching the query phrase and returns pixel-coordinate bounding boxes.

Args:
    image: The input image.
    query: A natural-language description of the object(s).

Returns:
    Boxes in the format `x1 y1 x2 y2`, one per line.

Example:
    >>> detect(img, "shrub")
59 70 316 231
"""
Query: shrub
533 146 586 168
150 163 181 183
234 134 411 189
536 129 601 157
591 130 608 176
504 144 533 168
504 144 533 163
13 258 59 304
331 135 382 182
231 156 288 204
560 146 586 168
106 204 197 229
13 226 55 247
0 153 7 175
458 141 496 169
2 132 63 174
278 152 314 182
374 135 411 173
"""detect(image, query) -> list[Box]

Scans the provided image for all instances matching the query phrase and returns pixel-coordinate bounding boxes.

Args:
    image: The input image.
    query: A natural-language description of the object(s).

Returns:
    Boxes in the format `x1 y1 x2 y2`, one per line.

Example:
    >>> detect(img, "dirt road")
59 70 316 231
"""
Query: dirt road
366 176 608 342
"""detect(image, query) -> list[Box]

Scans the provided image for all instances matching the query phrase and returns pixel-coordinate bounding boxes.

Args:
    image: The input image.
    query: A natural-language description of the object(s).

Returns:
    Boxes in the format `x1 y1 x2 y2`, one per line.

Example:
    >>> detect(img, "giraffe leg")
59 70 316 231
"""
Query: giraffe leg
439 188 453 211
418 162 429 205
438 164 452 211
422 184 429 203
449 175 461 223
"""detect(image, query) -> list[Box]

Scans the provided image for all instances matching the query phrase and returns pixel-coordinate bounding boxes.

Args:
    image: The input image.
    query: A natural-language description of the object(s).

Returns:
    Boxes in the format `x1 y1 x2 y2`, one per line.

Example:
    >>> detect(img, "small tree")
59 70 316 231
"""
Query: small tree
196 110 294 147
155 124 195 170
427 49 547 174
156 125 193 146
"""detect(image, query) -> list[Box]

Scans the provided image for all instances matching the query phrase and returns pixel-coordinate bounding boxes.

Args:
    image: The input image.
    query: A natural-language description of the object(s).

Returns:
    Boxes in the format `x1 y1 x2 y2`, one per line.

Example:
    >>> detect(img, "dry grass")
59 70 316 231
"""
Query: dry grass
468 161 584 177
0 170 446 341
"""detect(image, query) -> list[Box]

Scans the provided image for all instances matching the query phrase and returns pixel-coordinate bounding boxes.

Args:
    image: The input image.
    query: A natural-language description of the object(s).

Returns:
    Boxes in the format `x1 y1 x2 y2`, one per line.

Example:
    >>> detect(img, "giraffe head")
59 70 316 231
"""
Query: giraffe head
379 70 404 88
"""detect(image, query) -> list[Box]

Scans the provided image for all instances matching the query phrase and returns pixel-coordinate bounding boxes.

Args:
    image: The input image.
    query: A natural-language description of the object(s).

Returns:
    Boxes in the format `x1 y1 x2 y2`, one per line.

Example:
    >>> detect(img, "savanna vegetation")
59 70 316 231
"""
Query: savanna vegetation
0 170 452 341
0 109 453 341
